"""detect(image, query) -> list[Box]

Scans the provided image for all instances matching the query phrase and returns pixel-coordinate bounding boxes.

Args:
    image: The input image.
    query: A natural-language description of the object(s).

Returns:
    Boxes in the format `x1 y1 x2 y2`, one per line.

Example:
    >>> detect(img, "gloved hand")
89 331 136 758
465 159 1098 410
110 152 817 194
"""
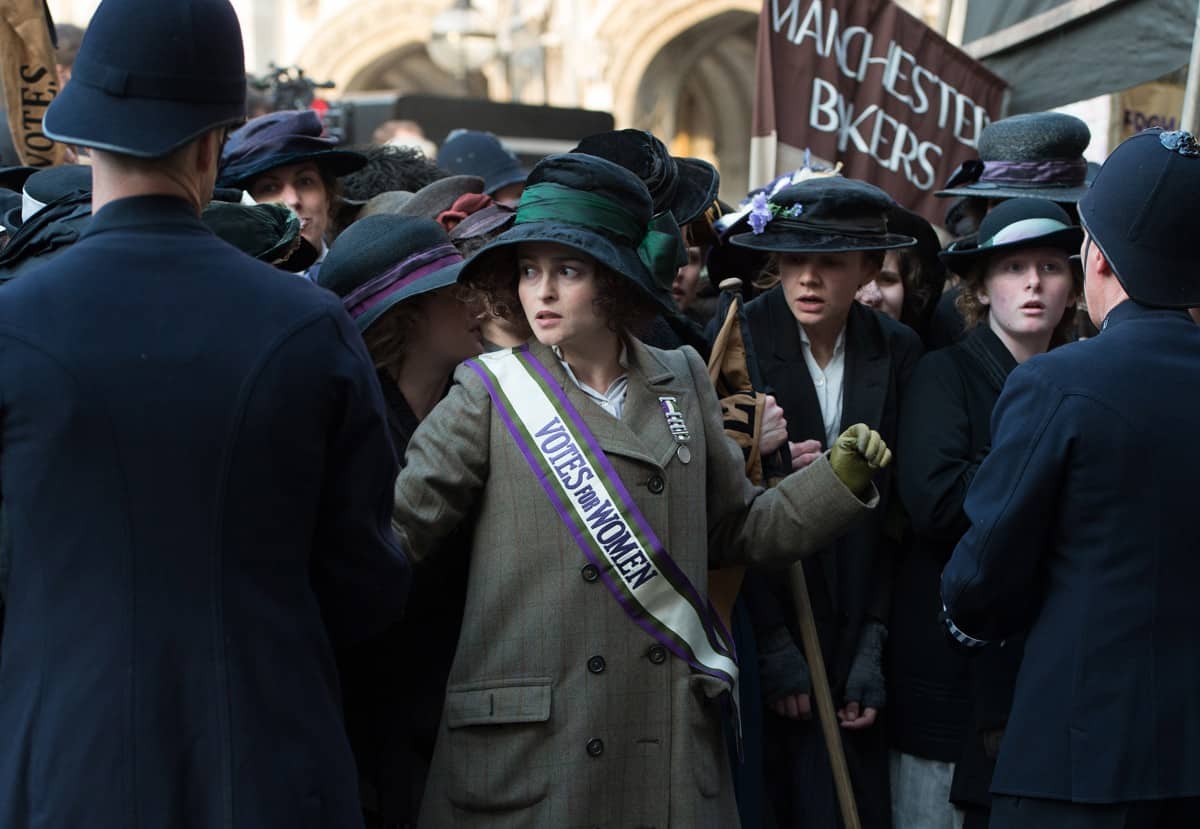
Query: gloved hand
758 626 811 720
838 619 887 730
830 423 891 495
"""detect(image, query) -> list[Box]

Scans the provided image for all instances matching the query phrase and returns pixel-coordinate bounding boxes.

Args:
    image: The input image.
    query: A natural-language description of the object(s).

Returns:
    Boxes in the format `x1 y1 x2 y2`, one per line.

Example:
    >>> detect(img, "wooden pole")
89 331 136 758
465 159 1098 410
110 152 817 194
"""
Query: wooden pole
789 562 861 829
1180 0 1200 135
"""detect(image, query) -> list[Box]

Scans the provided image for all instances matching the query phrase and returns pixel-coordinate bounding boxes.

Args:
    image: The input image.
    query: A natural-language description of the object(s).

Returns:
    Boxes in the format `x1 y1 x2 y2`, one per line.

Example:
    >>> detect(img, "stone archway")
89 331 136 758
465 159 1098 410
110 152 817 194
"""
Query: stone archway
600 0 759 196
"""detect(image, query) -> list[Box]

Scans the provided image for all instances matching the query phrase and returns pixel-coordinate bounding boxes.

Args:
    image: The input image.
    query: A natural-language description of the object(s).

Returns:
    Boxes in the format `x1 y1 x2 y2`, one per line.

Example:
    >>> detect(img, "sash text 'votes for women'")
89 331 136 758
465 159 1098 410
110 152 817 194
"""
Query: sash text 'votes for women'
753 0 1007 222
535 417 659 590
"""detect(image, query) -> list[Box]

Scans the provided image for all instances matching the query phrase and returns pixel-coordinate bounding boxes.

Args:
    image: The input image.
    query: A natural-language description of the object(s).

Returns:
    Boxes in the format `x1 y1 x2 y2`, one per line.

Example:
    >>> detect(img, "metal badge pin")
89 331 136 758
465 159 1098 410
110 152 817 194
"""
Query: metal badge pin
676 444 692 464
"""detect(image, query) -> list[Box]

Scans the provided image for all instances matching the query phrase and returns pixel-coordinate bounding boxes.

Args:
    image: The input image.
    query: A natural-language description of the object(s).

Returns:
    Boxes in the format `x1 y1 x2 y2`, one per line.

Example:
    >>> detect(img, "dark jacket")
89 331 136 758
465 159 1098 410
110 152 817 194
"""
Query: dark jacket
0 196 410 829
890 324 1015 761
742 288 922 685
741 288 922 829
943 301 1200 803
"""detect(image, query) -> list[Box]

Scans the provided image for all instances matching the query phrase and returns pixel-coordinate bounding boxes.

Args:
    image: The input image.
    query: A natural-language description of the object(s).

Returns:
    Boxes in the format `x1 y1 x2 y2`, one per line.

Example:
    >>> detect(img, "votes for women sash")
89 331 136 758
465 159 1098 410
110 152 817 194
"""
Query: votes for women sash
465 345 739 692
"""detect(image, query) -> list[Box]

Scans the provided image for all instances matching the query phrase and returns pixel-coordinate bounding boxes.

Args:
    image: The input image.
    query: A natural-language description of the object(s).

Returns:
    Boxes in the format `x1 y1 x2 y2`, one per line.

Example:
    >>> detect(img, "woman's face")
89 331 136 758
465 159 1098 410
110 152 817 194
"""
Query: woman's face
854 250 905 320
672 246 703 312
980 246 1076 345
248 161 330 249
779 250 877 330
413 286 485 367
516 242 608 352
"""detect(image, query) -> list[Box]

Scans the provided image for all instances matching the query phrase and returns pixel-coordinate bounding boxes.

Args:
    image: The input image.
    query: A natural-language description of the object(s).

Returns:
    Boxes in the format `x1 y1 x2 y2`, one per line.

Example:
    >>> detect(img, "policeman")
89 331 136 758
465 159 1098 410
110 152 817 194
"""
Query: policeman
942 128 1200 828
0 1 408 826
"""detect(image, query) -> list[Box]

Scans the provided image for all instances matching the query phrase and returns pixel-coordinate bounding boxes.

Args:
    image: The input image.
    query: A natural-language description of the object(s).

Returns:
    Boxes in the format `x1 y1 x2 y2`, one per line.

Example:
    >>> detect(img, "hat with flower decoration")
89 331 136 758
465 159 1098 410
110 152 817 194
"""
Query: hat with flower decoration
728 175 915 254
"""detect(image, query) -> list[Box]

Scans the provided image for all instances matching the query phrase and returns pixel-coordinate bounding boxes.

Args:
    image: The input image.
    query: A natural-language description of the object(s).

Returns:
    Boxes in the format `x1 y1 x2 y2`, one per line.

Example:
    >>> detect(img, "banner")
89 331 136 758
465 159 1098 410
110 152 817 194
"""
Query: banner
0 0 67 167
1109 82 1184 150
751 0 1007 223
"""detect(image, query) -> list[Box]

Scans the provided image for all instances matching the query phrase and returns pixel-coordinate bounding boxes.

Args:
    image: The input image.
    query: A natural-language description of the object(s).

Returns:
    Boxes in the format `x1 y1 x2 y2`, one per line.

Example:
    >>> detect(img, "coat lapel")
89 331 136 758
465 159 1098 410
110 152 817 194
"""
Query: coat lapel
758 286 826 445
840 304 889 435
526 340 682 471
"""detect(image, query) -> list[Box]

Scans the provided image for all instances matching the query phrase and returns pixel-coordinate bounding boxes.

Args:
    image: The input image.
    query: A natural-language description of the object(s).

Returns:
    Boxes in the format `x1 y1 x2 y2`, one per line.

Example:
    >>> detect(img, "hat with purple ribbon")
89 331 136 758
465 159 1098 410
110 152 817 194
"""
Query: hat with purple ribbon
218 109 366 189
938 197 1082 275
316 215 464 331
936 112 1091 204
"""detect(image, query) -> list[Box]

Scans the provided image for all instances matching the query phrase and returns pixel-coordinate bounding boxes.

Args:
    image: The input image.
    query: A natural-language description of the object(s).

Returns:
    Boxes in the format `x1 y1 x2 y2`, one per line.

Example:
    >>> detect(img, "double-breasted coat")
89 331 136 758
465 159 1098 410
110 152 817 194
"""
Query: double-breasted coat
0 196 410 829
393 337 876 828
943 302 1200 804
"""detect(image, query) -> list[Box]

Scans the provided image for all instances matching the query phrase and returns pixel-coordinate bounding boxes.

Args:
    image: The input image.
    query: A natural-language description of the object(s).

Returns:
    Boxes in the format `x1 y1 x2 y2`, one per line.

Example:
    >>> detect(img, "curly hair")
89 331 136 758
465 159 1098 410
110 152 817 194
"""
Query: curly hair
955 254 1081 346
361 297 429 378
464 249 657 340
339 144 449 202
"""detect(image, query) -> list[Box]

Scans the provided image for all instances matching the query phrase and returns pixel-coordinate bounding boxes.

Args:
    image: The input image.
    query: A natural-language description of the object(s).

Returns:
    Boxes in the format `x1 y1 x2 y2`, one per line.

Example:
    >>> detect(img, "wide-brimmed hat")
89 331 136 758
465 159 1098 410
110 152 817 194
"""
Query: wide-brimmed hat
458 153 679 316
936 112 1091 204
2 164 92 234
317 215 465 331
437 130 526 196
728 177 916 254
44 0 247 158
939 197 1083 275
572 129 720 227
218 110 366 189
201 201 318 272
1079 128 1200 308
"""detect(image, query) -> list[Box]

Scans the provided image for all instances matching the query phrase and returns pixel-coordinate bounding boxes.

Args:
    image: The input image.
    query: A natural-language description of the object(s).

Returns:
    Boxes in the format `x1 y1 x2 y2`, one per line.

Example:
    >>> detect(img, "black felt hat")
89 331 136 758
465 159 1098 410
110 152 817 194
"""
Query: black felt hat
939 197 1082 274
43 0 247 158
317 215 465 331
218 110 367 189
437 130 526 196
1079 129 1200 308
729 177 915 254
201 201 318 272
458 153 679 316
2 164 92 234
572 129 720 227
936 112 1091 204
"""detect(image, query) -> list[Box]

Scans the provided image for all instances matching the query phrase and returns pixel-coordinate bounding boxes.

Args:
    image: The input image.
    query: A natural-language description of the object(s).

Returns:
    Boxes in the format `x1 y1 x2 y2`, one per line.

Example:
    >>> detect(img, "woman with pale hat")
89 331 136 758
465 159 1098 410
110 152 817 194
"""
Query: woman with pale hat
893 198 1080 829
391 152 891 827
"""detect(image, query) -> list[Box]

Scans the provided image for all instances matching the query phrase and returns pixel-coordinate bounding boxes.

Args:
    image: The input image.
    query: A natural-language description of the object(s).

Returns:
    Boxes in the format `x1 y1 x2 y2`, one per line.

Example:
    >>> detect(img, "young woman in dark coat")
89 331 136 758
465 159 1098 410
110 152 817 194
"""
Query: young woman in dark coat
889 198 1082 829
317 216 484 828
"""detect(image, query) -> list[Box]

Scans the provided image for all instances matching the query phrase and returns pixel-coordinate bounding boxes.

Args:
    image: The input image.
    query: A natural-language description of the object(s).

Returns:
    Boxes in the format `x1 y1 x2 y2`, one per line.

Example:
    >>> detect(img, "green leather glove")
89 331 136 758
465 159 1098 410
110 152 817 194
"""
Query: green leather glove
829 423 891 495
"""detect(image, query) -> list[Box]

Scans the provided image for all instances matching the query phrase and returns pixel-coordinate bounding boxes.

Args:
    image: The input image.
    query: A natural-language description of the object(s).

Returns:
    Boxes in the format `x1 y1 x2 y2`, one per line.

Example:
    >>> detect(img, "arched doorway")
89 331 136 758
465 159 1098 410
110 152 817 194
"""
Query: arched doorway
631 10 757 198
343 43 488 98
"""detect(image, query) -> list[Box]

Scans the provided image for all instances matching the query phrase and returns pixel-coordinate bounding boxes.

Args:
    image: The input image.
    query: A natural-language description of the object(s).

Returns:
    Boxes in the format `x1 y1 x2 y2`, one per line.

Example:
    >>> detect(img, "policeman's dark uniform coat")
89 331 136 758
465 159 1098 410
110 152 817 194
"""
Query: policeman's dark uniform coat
0 195 410 828
943 129 1200 827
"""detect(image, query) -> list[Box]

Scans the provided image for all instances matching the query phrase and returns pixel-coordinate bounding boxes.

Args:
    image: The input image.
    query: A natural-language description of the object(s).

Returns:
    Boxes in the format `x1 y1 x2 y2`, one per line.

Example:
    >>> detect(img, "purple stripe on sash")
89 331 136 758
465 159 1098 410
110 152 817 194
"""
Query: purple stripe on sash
979 158 1087 187
464 358 721 679
517 347 737 663
342 246 463 320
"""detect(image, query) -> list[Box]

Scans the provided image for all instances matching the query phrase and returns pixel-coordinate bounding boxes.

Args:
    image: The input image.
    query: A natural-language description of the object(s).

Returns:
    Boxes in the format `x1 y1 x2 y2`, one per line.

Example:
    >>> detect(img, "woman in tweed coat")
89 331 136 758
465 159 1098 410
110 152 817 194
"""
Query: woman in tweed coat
392 153 889 828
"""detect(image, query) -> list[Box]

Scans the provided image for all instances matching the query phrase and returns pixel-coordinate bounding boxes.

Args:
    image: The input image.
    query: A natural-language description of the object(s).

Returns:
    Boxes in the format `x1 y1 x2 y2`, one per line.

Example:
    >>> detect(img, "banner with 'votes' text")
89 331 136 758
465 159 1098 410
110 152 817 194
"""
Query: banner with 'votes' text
751 0 1007 224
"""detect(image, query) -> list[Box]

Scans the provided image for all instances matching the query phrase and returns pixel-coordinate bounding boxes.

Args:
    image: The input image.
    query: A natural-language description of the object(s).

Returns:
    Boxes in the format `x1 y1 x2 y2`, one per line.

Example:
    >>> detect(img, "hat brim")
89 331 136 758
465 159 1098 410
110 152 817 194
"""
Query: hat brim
938 226 1084 273
672 157 720 226
356 261 465 333
730 228 917 254
935 182 1091 204
459 222 675 316
483 168 527 196
219 149 368 189
448 204 516 241
44 80 245 159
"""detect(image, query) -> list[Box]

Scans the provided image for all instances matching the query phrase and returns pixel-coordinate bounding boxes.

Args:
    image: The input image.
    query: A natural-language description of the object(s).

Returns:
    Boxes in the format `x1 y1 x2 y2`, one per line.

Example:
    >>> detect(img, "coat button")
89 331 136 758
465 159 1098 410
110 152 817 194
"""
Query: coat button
648 645 668 664
647 475 665 494
581 564 599 582
586 738 604 757
587 655 606 674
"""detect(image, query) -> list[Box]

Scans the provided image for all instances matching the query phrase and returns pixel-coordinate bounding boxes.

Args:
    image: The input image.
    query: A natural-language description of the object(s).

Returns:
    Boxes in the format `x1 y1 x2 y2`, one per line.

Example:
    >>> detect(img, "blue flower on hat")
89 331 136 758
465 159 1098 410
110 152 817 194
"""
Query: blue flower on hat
748 192 804 235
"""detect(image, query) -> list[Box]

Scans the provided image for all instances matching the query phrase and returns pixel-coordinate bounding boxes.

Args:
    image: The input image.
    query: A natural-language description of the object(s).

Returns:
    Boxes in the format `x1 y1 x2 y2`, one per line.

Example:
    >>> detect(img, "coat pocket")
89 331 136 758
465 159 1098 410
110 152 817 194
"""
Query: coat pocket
685 674 728 798
442 677 553 813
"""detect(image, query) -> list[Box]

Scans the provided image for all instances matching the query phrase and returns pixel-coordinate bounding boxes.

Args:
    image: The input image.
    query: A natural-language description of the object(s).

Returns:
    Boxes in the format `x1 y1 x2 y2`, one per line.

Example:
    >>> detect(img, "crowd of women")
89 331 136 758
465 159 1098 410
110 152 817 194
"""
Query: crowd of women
0 9 1139 823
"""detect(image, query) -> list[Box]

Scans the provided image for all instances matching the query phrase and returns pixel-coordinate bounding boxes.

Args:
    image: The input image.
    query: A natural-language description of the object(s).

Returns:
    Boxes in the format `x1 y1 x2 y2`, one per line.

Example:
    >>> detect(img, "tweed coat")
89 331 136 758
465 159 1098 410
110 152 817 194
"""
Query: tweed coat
393 337 876 829
0 196 410 829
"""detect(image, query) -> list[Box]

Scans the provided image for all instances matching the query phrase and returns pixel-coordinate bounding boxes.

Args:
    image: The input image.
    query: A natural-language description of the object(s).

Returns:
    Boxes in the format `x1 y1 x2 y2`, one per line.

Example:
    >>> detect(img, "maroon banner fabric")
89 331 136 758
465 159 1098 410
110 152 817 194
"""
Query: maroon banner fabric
752 0 1007 224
